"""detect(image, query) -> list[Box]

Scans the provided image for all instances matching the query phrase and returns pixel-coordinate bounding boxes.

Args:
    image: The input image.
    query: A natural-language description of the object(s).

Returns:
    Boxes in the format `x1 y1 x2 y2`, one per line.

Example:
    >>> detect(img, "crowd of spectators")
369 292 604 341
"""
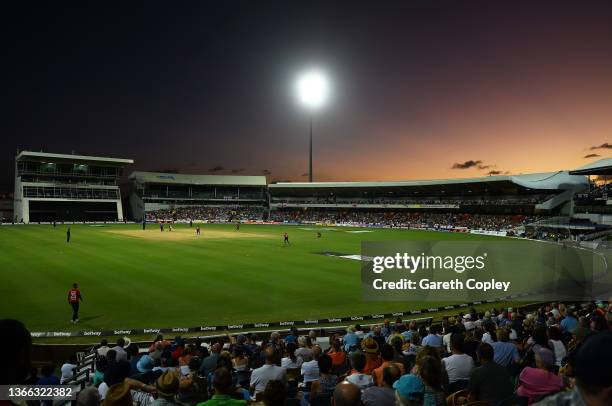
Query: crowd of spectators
575 183 612 202
271 210 539 232
2 300 611 406
146 207 266 222
272 195 547 206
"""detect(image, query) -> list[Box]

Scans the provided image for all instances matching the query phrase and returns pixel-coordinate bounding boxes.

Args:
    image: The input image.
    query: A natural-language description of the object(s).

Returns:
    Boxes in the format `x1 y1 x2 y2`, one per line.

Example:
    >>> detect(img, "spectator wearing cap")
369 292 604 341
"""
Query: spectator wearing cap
462 313 475 332
137 354 155 374
362 364 401 406
372 344 405 386
250 347 287 395
468 343 514 404
491 328 520 368
535 331 612 406
152 370 182 406
102 382 132 406
393 374 425 406
361 337 382 374
345 352 373 390
517 347 567 404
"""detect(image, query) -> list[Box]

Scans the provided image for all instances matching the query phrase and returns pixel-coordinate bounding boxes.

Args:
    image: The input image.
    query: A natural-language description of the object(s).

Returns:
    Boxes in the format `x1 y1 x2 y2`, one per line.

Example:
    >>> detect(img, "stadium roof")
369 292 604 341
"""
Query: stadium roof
15 151 133 165
128 171 267 186
569 158 612 176
269 171 587 191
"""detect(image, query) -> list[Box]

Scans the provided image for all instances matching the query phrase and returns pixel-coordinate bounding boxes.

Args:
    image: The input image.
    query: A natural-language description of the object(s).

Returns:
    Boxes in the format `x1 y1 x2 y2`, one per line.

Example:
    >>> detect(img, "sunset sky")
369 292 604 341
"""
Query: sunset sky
2 0 611 189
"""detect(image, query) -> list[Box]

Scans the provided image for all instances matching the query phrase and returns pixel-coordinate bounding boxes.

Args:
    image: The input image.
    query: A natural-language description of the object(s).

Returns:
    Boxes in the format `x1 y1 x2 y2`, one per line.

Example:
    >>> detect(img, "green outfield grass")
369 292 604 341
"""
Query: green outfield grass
0 223 598 334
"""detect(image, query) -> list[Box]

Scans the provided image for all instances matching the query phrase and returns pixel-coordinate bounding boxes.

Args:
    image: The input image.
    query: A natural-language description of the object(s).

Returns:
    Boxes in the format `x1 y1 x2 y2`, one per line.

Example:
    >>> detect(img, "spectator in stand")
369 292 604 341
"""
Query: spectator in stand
362 364 401 406
343 327 359 352
361 337 382 374
345 352 374 390
491 328 520 368
101 382 132 406
149 335 172 352
482 322 497 345
150 342 164 362
285 327 298 345
393 374 425 405
416 355 446 405
281 343 300 369
37 364 59 385
301 345 322 384
560 309 578 334
128 345 142 375
535 331 612 405
547 326 567 368
199 367 246 406
422 325 443 348
200 342 221 377
468 343 514 404
371 325 386 350
308 354 338 403
372 344 405 386
151 370 182 406
441 333 474 389
98 339 111 358
295 336 313 363
77 386 100 406
171 338 185 362
250 347 287 396
327 338 347 374
60 354 78 384
112 337 129 362
517 347 567 403
333 381 362 406
257 380 287 406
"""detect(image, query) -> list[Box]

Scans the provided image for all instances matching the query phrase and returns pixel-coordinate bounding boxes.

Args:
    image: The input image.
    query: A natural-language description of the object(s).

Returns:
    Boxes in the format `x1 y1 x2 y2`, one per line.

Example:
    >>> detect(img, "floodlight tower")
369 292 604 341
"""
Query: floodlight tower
295 69 330 182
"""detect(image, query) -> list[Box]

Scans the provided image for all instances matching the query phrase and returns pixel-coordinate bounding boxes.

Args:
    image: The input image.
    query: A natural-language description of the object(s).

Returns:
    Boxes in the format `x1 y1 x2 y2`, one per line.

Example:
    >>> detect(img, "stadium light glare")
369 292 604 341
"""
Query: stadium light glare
295 69 330 110
295 68 331 182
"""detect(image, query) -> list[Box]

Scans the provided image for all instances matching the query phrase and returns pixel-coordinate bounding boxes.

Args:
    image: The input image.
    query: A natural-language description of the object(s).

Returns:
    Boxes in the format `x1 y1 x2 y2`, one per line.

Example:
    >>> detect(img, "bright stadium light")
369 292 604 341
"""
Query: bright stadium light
295 69 330 110
295 68 331 182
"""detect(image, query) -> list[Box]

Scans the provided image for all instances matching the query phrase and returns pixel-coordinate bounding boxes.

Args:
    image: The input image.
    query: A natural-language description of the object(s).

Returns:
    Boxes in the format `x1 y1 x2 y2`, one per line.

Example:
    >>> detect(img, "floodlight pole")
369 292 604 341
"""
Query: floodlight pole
309 116 313 182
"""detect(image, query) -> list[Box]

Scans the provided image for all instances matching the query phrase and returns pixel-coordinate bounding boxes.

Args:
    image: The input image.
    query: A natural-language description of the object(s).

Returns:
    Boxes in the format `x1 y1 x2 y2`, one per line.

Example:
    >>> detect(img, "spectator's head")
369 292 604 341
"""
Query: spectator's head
477 343 494 363
497 328 510 342
350 352 366 373
548 326 562 341
574 331 612 405
309 330 317 340
264 346 277 365
105 349 117 365
393 374 425 405
101 382 132 406
211 367 233 395
100 339 108 347
211 342 221 354
318 354 332 374
361 337 379 355
380 343 395 361
76 386 100 406
103 360 131 386
312 345 322 360
298 336 308 347
0 319 32 384
382 363 401 388
450 332 464 353
418 355 443 391
263 379 287 406
116 337 125 348
332 381 361 406
535 348 555 372
156 370 180 399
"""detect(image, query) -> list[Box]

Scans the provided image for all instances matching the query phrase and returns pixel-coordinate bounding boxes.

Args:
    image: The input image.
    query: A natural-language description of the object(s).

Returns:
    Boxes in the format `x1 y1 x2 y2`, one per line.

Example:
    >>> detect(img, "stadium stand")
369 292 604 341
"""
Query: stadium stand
128 171 267 223
3 300 611 405
13 151 133 223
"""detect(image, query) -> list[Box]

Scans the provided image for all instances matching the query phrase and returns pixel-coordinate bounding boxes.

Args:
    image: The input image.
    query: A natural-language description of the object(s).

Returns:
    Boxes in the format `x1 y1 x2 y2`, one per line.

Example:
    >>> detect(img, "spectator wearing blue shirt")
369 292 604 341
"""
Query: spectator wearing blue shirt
491 329 520 368
421 325 443 348
37 365 60 385
343 327 359 352
560 311 578 334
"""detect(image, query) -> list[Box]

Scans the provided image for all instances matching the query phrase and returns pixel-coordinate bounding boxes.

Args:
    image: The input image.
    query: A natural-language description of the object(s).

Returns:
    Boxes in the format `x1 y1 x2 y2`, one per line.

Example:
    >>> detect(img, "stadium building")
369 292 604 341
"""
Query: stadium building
128 171 268 221
13 151 133 223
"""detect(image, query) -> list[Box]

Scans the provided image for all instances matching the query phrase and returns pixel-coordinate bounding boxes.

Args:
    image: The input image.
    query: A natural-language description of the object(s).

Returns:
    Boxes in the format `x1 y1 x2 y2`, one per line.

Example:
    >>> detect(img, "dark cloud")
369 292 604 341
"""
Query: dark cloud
584 153 601 158
231 168 245 173
208 165 224 172
590 143 612 150
477 164 493 170
486 170 503 176
451 160 482 169
262 169 272 175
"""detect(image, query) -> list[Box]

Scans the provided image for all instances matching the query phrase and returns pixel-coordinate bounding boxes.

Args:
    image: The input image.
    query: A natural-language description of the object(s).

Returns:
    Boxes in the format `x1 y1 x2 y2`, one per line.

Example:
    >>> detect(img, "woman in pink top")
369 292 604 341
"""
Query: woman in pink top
517 348 567 404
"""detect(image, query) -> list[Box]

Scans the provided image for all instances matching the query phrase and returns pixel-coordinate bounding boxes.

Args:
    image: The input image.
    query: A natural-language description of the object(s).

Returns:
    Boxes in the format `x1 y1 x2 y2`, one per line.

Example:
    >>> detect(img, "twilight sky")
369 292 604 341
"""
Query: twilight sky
2 0 612 190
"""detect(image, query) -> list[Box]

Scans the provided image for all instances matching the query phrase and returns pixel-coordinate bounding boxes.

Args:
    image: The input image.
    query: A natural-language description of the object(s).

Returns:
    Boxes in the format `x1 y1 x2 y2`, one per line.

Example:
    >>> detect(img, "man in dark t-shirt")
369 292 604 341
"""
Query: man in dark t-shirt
468 343 514 404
